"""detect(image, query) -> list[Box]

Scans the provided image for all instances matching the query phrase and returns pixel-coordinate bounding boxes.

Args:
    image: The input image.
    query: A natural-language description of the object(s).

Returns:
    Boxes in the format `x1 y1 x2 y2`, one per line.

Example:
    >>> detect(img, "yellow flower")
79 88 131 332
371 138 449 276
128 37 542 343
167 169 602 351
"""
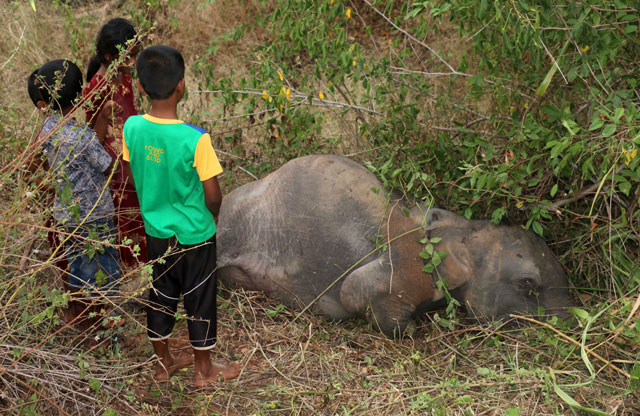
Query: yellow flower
277 70 284 81
352 60 356 67
346 8 351 19
516 201 524 209
319 92 325 99
580 45 590 53
261 90 268 100
330 0 334 4
286 88 291 101
623 146 637 166
268 96 273 103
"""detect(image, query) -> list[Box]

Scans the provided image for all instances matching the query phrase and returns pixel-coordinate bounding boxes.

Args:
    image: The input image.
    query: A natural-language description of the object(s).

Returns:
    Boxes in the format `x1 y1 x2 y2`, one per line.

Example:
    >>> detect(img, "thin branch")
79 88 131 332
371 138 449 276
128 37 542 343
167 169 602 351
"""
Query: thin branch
539 165 625 213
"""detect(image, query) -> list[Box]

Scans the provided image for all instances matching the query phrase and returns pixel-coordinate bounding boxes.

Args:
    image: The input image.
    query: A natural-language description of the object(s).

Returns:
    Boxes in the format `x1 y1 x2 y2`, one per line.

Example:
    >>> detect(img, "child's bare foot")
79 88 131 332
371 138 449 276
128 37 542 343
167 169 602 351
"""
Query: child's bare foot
63 307 78 325
63 308 92 331
194 361 242 387
154 354 193 382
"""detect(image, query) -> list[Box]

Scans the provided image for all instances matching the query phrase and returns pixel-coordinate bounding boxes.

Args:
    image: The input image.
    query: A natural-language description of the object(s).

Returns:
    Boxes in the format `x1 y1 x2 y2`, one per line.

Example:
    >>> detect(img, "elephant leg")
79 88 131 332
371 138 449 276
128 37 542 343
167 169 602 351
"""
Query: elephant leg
217 253 298 307
339 257 415 337
217 265 254 290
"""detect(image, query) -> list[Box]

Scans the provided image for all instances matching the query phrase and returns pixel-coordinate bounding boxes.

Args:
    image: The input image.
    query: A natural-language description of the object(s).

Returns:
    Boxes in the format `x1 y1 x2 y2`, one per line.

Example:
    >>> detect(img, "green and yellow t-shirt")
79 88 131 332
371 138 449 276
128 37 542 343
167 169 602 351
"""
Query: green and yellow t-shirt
123 114 223 244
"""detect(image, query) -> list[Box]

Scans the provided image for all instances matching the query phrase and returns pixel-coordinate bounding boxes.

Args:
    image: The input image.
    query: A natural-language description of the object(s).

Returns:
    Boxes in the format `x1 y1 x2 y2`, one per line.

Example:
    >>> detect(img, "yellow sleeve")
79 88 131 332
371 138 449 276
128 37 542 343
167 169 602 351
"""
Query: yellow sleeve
122 131 130 162
194 133 223 181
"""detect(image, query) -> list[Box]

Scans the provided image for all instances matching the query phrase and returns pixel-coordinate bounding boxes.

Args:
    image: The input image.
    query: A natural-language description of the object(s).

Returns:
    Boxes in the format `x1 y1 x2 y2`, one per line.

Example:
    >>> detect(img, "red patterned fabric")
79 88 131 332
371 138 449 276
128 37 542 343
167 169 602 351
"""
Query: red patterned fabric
84 72 147 266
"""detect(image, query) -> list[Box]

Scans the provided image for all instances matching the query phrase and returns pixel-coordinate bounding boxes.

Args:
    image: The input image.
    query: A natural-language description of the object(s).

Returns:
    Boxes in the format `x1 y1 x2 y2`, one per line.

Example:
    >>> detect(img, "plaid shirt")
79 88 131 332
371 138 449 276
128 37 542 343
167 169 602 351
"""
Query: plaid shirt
40 113 115 226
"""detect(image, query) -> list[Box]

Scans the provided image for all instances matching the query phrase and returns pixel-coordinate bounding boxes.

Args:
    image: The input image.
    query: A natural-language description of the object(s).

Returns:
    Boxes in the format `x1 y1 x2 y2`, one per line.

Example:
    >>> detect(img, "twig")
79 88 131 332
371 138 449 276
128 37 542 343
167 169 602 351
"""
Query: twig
539 165 625 213
236 165 258 180
510 314 630 378
362 0 459 74
17 239 36 270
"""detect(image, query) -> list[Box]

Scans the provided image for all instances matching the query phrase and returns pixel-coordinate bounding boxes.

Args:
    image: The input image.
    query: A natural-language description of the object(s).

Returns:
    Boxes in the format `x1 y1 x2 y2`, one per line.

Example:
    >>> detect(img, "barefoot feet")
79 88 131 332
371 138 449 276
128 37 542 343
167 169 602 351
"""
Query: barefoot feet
194 361 242 387
154 354 194 382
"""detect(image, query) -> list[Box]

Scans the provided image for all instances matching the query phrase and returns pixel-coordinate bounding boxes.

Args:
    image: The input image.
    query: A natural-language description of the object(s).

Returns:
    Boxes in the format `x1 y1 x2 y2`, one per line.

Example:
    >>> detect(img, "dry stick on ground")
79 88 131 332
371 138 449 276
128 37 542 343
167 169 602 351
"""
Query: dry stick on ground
510 314 630 378
538 164 625 213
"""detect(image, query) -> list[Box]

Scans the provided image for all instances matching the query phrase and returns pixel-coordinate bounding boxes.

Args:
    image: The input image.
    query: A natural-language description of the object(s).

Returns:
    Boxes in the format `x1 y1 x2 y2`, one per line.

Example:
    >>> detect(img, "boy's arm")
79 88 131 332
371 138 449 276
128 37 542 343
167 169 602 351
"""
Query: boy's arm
202 176 222 223
121 137 135 188
23 151 54 193
194 133 224 224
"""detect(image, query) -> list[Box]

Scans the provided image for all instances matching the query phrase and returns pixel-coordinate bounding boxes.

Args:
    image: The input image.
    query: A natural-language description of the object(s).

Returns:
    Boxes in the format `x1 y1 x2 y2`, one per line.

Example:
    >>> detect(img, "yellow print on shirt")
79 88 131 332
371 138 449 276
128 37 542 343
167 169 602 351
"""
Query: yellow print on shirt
145 145 164 163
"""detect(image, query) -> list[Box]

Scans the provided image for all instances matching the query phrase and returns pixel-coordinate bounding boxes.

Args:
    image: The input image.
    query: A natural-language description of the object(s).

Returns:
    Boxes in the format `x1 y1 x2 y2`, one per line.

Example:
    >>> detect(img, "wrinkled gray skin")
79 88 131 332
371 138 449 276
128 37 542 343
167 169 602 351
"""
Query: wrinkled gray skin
217 155 575 337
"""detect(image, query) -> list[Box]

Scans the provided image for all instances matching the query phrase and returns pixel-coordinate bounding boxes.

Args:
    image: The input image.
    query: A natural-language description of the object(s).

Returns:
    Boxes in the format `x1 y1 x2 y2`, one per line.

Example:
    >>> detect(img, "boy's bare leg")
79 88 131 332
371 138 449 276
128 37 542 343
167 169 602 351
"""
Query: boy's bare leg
152 339 193 382
193 349 242 387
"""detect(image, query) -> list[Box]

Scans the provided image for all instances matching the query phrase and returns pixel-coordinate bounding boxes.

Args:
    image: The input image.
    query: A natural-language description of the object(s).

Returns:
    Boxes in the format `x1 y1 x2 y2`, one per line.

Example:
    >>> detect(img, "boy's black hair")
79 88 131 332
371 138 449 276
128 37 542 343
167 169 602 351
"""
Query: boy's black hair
136 45 185 100
27 70 41 107
86 17 137 82
31 60 83 112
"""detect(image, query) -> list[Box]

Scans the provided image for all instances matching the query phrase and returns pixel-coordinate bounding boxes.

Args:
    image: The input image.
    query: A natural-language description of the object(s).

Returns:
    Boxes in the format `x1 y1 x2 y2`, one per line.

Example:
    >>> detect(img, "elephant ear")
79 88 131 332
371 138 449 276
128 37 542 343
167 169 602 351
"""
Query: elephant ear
432 236 474 291
425 209 474 290
425 208 468 230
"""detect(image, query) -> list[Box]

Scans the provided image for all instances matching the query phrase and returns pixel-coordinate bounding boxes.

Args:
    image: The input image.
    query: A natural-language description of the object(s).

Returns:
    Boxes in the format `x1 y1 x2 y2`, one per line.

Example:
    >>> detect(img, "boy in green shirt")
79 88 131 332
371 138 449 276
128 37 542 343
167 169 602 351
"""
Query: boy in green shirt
123 45 241 386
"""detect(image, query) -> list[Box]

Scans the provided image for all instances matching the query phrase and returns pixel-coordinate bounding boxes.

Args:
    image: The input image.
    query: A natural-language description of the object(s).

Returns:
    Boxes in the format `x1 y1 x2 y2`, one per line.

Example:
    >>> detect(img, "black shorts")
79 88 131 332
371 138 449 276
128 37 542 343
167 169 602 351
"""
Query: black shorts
146 233 217 350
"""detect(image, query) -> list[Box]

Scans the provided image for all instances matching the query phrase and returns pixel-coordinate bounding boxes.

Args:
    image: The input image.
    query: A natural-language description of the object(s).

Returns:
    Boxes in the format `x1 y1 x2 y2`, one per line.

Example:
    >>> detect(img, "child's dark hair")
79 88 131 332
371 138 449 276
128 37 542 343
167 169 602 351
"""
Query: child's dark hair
27 70 41 107
136 45 185 100
86 17 137 82
28 60 83 111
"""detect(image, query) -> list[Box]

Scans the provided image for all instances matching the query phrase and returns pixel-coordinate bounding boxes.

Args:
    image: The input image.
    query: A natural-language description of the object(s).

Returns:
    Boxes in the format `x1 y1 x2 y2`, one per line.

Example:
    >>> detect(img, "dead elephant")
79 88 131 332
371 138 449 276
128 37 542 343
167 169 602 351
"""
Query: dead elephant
216 155 575 336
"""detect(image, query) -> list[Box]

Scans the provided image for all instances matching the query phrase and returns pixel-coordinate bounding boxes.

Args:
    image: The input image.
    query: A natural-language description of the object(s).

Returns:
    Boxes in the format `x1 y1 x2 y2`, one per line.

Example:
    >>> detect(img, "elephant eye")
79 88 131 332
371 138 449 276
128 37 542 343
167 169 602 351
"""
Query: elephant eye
518 276 539 291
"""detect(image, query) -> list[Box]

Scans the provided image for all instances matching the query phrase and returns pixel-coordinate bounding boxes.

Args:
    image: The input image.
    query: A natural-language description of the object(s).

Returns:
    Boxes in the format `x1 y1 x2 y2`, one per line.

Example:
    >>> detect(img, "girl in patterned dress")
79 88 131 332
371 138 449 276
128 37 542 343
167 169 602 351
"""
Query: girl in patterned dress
84 17 147 267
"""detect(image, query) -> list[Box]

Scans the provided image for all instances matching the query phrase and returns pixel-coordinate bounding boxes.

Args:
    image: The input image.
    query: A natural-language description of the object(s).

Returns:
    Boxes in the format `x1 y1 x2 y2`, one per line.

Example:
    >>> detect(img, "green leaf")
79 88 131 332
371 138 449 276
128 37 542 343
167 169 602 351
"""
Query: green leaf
588 116 604 131
561 119 579 136
568 307 589 322
552 380 611 415
536 39 569 97
101 408 118 416
424 244 434 256
619 181 632 195
431 252 443 266
491 207 507 224
454 395 472 405
505 408 519 416
90 378 101 392
532 221 543 236
613 107 625 122
422 264 435 273
602 124 616 137
550 184 558 197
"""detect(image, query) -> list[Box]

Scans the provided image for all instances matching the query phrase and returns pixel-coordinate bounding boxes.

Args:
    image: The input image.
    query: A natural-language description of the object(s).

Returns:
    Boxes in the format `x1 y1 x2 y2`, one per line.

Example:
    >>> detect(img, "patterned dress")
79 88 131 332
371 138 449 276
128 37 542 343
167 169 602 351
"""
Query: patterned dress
40 113 121 293
84 72 147 266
